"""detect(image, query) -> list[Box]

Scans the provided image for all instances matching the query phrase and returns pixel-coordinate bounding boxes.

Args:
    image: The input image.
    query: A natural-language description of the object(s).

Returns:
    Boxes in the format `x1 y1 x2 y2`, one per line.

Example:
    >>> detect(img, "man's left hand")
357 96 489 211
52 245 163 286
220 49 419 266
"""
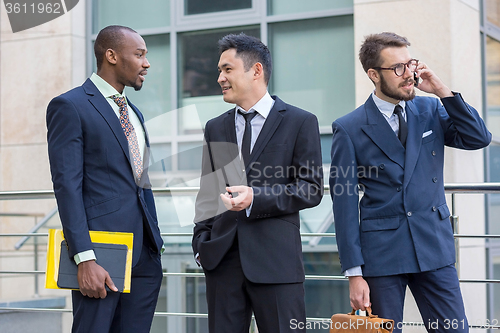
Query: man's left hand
415 62 453 99
220 186 253 211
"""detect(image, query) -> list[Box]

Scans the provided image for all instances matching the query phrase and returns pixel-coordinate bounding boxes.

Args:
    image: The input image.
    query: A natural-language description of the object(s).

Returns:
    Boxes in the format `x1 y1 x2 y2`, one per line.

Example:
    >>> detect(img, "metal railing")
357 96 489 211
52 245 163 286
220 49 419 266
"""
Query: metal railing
0 184 499 330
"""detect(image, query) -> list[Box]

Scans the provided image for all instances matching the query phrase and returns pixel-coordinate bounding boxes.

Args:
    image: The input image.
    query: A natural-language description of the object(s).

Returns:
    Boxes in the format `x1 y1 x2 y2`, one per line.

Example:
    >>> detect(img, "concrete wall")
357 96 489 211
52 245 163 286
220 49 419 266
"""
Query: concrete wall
0 1 87 331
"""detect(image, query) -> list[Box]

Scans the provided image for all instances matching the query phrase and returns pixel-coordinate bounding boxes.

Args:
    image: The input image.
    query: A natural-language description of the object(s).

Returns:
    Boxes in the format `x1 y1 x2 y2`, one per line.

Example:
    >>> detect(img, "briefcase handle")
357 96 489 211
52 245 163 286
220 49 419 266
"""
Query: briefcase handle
350 307 378 318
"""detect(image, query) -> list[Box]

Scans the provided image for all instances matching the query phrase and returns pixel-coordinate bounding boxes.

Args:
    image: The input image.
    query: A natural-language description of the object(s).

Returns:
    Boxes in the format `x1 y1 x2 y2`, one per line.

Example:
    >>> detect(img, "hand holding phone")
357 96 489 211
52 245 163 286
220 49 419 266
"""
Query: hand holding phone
414 71 419 87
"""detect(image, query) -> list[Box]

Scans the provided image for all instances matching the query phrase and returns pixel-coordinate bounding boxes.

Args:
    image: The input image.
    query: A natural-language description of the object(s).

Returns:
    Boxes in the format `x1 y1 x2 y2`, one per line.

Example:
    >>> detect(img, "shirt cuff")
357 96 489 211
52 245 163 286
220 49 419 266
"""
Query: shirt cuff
74 250 96 265
245 193 254 217
195 253 202 267
344 266 363 277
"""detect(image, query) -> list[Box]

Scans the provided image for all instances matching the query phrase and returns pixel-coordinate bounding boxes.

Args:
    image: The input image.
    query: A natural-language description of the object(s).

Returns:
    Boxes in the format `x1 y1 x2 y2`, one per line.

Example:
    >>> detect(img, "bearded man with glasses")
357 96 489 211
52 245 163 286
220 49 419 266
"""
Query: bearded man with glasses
329 32 491 333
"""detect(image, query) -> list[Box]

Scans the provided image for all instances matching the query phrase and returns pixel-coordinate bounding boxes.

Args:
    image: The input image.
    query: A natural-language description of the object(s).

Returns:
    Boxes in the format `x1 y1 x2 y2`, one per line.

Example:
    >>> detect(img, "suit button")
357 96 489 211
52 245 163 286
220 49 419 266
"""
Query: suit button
432 177 438 183
397 187 401 192
407 212 412 217
432 151 436 156
379 164 385 170
432 206 437 211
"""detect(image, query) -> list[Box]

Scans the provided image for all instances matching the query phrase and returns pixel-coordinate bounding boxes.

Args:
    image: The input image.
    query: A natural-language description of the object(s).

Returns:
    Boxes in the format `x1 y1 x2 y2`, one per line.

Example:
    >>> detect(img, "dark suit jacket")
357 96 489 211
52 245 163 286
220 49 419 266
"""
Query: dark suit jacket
192 96 323 284
47 79 163 266
329 93 491 277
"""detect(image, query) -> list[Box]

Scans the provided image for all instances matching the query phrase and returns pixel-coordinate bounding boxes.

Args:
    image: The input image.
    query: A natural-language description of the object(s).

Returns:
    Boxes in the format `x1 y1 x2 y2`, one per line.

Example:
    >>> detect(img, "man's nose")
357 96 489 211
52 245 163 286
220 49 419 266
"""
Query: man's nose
218 72 226 83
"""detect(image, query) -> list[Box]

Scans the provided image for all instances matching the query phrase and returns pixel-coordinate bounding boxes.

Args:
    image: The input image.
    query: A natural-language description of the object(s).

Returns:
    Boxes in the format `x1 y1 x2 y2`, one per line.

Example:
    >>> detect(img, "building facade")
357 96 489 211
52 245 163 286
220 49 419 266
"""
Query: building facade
0 0 498 332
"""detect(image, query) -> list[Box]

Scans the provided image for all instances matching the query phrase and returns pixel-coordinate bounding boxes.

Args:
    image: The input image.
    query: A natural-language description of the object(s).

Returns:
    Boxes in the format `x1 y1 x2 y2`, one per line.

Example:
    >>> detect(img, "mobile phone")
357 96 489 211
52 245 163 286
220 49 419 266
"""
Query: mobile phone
414 72 419 87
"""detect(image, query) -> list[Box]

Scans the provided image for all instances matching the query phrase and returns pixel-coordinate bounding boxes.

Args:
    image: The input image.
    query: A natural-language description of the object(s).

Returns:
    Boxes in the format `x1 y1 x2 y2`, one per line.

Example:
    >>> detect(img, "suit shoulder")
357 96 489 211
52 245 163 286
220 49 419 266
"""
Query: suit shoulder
334 104 366 128
281 101 318 122
48 85 87 109
410 95 439 108
205 107 233 129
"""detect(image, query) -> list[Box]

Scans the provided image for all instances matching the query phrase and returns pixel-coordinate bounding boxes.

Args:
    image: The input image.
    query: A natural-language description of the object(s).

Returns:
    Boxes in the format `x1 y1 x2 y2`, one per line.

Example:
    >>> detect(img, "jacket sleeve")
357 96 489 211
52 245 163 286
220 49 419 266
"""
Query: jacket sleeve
192 124 218 255
47 95 93 258
439 93 491 149
329 121 364 273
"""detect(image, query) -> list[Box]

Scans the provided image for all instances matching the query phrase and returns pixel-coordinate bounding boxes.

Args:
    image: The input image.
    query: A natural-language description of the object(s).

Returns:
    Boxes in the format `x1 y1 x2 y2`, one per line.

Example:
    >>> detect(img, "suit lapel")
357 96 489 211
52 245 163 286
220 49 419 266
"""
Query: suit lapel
403 101 427 186
83 79 131 164
245 96 284 172
224 109 238 145
360 96 405 169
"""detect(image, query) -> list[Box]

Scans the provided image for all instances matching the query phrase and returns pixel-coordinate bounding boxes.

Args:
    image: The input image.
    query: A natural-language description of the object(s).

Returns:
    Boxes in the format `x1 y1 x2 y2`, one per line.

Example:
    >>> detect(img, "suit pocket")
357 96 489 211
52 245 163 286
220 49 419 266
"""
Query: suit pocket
422 132 436 144
361 216 400 232
85 196 120 220
437 203 450 220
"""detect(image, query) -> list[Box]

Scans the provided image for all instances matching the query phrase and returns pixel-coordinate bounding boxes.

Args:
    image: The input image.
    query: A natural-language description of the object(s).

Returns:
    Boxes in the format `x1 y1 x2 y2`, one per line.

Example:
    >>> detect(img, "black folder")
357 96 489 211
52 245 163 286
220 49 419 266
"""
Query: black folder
57 240 128 292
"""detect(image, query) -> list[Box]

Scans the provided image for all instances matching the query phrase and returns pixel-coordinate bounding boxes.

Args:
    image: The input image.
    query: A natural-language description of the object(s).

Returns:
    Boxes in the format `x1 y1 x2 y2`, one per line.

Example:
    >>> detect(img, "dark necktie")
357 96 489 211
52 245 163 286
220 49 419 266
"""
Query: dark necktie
394 105 408 148
239 110 257 165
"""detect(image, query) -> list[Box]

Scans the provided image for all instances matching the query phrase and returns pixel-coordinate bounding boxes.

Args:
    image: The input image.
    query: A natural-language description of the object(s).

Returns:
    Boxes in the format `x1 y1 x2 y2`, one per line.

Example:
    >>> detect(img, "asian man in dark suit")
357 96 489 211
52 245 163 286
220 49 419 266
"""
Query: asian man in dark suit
47 25 164 333
330 32 491 333
192 33 323 333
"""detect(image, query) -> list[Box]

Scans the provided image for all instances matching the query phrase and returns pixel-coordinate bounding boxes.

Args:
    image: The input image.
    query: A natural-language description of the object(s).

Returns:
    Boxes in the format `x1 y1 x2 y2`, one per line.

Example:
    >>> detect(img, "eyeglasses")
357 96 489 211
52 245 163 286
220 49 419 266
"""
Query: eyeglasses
372 59 419 77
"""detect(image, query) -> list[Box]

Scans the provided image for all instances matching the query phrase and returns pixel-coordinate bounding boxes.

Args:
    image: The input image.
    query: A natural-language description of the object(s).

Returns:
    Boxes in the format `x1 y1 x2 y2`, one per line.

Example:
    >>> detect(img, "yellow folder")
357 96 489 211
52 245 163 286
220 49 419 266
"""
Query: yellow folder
45 229 133 293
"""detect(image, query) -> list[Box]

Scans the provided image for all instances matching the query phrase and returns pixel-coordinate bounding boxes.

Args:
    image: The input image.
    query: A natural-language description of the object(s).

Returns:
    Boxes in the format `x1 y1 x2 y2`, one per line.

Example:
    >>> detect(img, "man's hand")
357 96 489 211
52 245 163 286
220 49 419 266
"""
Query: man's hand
415 62 453 99
220 186 253 211
348 276 371 311
77 260 118 298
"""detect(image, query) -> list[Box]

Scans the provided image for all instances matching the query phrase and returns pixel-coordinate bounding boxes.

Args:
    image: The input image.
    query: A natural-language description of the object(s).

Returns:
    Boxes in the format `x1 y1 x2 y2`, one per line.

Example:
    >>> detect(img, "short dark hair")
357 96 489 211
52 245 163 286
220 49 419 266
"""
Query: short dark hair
94 25 137 70
359 32 411 73
218 33 272 84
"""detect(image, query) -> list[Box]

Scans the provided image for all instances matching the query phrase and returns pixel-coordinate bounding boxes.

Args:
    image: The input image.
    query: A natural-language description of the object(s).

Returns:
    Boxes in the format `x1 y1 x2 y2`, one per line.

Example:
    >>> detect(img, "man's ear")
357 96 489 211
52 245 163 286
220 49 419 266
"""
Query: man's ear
367 68 380 84
105 48 118 65
252 62 264 80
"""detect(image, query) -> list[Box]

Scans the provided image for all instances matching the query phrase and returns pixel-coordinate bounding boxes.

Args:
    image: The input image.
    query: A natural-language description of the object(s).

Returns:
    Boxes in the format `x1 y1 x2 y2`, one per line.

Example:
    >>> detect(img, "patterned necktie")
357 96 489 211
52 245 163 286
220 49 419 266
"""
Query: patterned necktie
394 105 408 148
238 110 258 166
112 95 143 178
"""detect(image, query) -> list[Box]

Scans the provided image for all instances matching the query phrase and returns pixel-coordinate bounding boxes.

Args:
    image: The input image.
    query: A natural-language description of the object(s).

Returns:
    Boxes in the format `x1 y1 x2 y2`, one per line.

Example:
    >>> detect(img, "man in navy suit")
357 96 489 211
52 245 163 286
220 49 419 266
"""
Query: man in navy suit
330 32 491 333
192 33 323 333
47 25 163 333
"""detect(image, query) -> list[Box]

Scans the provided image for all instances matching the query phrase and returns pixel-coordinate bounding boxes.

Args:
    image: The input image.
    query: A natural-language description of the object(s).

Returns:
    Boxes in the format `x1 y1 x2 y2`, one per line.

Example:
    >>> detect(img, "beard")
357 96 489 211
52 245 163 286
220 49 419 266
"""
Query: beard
380 75 416 101
131 80 143 91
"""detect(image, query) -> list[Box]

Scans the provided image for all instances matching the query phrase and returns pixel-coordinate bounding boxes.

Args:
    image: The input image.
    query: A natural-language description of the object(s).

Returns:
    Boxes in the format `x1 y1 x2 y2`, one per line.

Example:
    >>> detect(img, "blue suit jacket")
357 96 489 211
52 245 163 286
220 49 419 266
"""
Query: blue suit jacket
329 93 491 277
192 96 323 284
47 79 163 266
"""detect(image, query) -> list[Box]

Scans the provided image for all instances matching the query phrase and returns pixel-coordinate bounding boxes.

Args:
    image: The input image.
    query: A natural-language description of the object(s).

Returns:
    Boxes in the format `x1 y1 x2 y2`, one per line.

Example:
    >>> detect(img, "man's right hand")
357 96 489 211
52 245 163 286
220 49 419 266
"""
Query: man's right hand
348 276 371 310
77 260 118 298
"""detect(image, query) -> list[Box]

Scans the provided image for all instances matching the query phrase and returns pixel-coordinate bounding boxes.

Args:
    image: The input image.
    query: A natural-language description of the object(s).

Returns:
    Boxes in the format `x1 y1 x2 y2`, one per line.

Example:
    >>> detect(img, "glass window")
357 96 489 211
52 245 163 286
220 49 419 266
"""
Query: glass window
487 0 500 28
126 34 171 124
493 254 500 322
92 0 170 33
178 142 203 170
268 0 352 16
148 143 172 183
320 134 332 165
185 0 252 15
487 36 500 137
303 251 349 331
268 16 355 127
178 27 260 134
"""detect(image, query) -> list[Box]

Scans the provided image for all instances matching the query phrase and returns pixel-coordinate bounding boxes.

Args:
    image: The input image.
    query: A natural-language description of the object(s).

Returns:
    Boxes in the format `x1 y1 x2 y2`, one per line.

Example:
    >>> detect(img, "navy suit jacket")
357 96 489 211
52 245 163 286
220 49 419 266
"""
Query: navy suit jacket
330 93 491 277
192 96 323 284
47 79 163 266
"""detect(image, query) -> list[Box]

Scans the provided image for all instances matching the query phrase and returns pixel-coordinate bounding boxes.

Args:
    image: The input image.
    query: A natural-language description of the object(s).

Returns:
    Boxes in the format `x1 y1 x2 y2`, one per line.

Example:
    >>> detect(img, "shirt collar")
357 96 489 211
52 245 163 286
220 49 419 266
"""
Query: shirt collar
90 73 127 100
236 92 274 118
371 90 405 118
